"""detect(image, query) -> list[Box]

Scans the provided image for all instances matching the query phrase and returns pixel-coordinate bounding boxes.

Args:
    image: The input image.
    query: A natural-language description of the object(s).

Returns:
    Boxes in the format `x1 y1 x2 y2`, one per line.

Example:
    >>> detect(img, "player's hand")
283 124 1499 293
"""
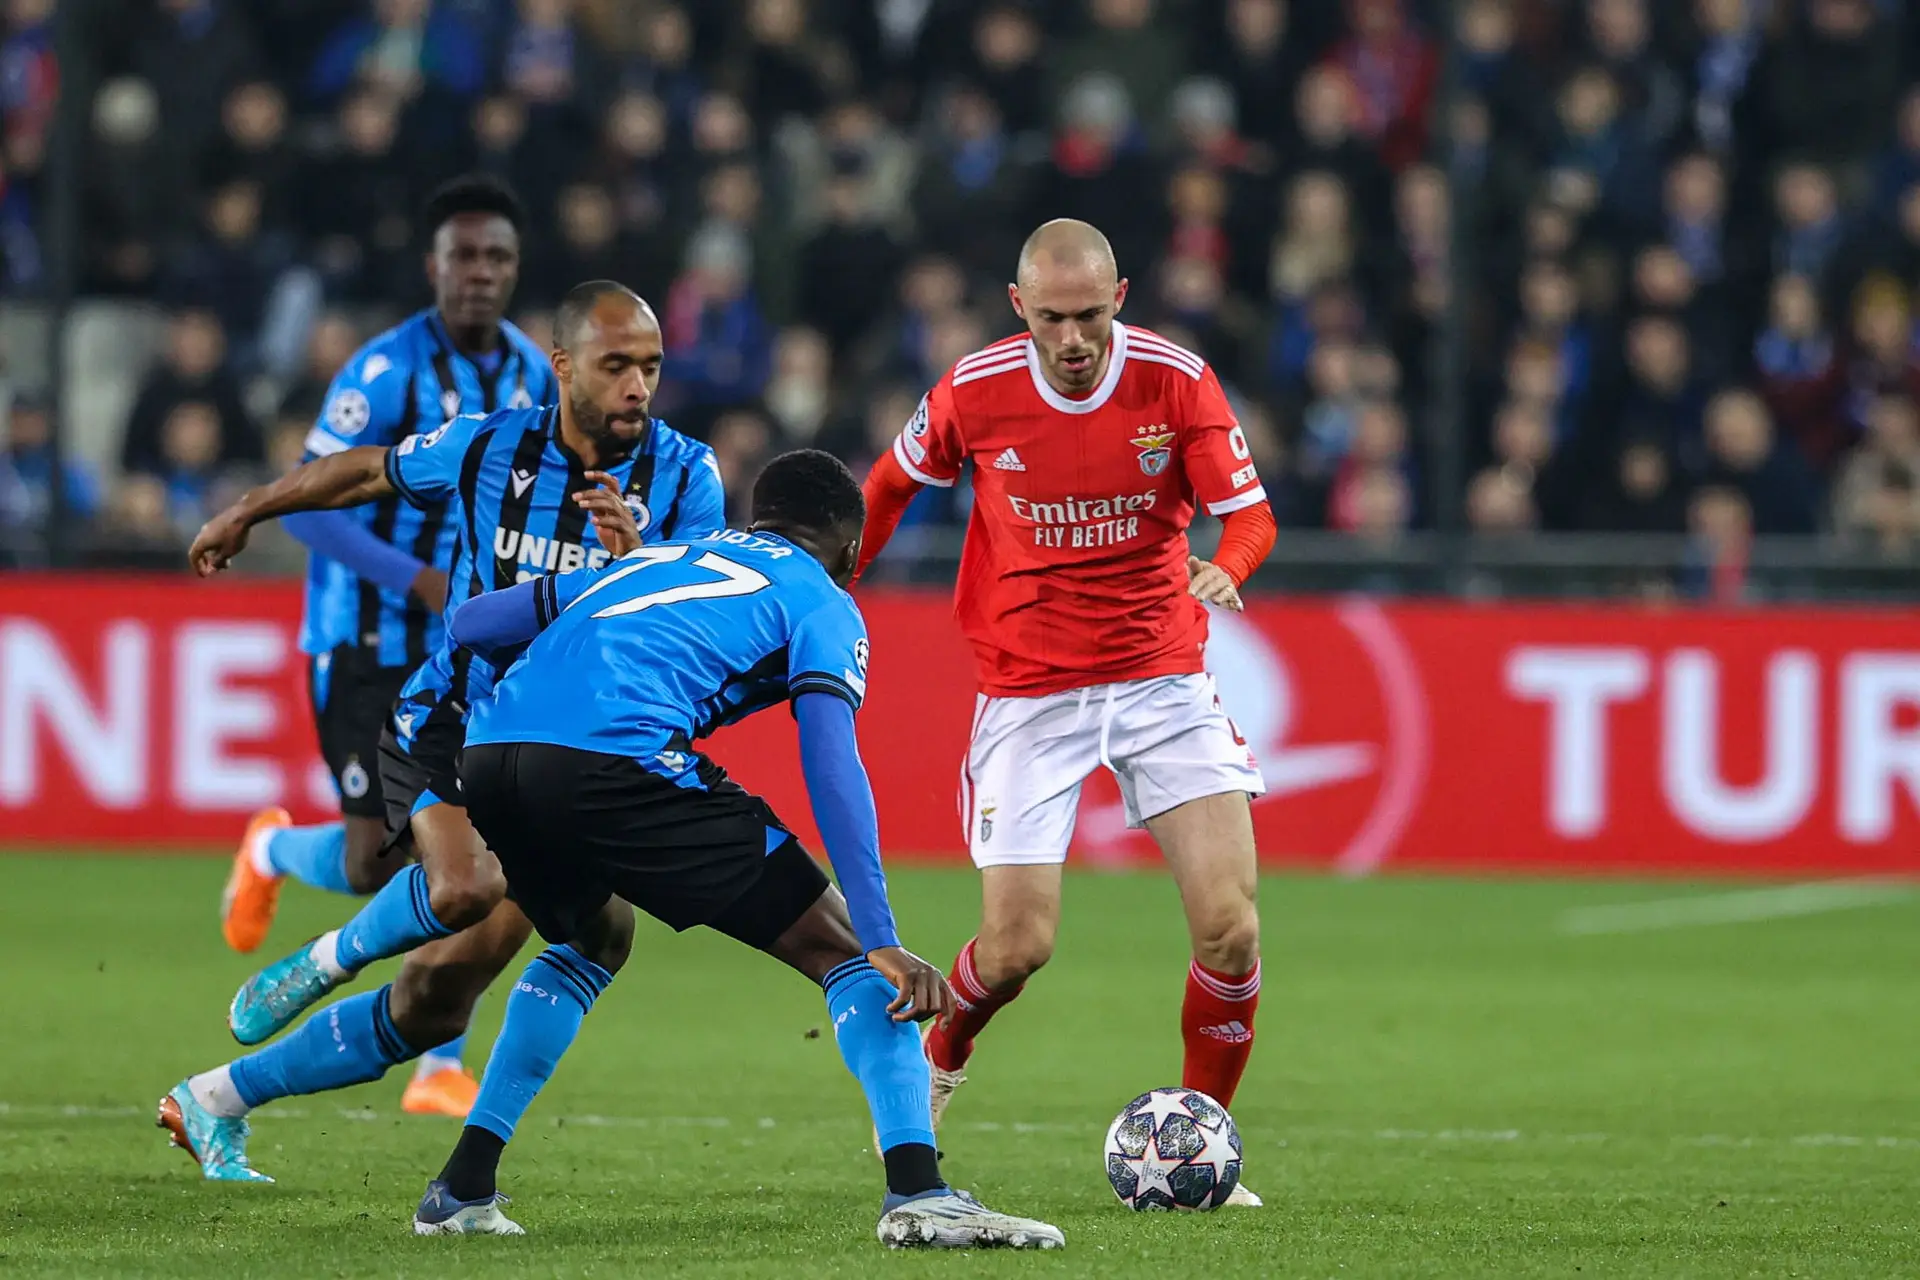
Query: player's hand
575 470 642 556
865 945 954 1023
188 507 253 576
410 565 449 612
1187 555 1243 612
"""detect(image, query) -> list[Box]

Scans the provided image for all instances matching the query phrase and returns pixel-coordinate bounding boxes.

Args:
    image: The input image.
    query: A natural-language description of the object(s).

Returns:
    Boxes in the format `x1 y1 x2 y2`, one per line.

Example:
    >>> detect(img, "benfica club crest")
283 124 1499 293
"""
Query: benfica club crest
1131 427 1174 477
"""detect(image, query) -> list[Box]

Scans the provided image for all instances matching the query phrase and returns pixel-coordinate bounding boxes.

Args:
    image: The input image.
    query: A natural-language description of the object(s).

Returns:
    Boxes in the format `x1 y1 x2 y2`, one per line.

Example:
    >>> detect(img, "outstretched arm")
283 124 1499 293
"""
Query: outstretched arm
283 510 443 606
854 450 923 582
189 447 395 576
795 692 899 952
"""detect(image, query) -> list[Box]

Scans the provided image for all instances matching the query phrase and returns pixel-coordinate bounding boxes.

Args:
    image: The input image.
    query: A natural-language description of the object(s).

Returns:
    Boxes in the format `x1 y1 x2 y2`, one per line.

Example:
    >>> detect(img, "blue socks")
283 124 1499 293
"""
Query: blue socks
260 823 354 895
467 945 613 1143
333 864 453 972
229 985 419 1108
825 959 937 1153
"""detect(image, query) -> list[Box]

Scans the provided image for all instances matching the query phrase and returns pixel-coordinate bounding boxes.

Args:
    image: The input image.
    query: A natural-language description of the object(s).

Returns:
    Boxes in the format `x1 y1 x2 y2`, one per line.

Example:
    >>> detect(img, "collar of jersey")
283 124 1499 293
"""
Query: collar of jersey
1025 320 1130 415
423 309 511 373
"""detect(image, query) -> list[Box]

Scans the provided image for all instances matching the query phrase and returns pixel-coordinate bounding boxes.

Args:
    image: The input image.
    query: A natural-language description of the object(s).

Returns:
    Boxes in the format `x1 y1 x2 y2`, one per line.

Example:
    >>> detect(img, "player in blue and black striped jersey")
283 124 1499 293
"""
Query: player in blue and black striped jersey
162 285 723 1183
218 173 555 1116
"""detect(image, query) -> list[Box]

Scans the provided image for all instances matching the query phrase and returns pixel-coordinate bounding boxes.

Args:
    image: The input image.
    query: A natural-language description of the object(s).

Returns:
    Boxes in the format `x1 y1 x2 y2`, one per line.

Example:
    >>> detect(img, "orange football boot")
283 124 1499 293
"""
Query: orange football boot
221 807 292 953
402 1065 480 1117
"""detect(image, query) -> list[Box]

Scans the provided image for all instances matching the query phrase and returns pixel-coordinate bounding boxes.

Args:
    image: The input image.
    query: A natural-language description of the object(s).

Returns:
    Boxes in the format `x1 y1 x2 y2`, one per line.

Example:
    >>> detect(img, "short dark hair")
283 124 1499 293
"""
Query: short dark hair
751 449 865 536
422 173 527 240
554 279 647 351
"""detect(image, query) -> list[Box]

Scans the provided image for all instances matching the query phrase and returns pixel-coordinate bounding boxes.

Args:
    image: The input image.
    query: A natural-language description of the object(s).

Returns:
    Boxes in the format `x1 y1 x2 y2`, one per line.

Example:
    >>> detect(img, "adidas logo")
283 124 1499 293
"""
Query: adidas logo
992 448 1027 472
1198 1021 1253 1044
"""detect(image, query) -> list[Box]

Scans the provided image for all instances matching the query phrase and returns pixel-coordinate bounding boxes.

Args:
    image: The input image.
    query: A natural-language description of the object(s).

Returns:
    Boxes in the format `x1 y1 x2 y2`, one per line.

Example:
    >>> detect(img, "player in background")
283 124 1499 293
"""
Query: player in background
858 220 1278 1207
158 283 724 1183
219 174 554 1117
406 451 1061 1249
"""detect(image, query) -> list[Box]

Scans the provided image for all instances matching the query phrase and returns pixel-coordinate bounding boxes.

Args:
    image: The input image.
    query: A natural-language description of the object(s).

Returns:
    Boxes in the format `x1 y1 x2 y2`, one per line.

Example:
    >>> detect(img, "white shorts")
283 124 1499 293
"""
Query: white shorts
959 673 1266 868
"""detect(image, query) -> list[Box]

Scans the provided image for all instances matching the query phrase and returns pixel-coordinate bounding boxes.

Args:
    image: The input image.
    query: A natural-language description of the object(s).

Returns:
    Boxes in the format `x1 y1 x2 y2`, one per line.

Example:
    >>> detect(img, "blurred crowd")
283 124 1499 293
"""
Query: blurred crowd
4 0 1920 579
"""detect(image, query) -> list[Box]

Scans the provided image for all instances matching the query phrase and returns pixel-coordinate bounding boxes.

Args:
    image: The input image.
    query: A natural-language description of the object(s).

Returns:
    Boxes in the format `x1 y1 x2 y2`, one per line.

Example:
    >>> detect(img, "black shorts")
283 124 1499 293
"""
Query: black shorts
460 741 831 949
377 696 468 848
309 645 414 820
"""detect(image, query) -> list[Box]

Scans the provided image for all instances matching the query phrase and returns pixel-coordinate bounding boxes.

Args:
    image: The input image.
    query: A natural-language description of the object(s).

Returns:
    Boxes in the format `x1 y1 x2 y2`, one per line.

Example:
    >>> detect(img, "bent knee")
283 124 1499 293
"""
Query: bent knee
425 862 506 932
974 925 1055 988
388 965 482 1049
1191 906 1260 975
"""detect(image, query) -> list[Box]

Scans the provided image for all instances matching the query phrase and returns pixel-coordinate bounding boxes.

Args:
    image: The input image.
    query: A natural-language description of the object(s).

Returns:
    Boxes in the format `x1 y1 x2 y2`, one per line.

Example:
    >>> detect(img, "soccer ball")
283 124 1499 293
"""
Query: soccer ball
1103 1086 1243 1211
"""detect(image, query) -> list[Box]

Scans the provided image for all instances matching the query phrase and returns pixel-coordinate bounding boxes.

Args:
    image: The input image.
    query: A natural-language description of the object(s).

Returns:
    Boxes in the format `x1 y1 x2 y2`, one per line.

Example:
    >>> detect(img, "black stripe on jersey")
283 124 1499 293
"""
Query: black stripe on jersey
789 673 862 709
534 573 562 629
658 464 693 538
548 440 591 562
448 646 475 713
456 431 491 604
624 421 657 522
430 349 462 417
491 427 552 591
693 648 790 739
357 372 420 649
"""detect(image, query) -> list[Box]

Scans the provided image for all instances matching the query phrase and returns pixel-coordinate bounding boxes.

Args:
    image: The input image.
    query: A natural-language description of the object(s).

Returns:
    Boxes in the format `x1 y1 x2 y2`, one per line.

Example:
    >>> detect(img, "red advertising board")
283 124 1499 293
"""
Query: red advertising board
2 576 1917 875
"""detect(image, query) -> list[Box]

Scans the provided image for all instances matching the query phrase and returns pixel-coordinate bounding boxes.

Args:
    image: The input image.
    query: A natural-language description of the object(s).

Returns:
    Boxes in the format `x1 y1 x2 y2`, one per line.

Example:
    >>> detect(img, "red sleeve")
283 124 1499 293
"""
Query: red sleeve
1178 366 1269 517
890 378 964 488
855 449 921 582
1213 501 1276 587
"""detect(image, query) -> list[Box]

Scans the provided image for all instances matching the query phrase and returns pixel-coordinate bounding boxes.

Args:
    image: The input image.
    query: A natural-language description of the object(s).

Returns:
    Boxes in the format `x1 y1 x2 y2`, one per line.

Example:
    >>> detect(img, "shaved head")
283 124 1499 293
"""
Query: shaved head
551 279 664 452
1016 219 1118 289
1010 220 1128 394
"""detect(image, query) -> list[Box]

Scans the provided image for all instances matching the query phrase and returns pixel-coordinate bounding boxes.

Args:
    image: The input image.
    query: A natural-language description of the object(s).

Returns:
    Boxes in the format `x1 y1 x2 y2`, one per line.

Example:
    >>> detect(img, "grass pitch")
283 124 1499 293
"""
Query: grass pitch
3 855 1919 1278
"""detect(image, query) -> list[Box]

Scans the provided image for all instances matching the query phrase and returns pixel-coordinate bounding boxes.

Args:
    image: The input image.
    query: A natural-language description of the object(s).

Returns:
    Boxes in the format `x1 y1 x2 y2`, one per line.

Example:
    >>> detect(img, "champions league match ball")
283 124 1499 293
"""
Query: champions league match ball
1103 1087 1243 1211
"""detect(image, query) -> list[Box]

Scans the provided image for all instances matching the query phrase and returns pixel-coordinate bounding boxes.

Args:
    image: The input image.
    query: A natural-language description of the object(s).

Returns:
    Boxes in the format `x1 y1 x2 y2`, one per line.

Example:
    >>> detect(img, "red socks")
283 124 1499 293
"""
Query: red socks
925 939 1023 1073
1181 959 1260 1107
926 943 1261 1106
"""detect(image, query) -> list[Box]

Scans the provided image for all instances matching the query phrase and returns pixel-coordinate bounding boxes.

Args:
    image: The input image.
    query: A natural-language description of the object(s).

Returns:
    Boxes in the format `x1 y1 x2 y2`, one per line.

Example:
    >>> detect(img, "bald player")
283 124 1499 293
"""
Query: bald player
857 220 1278 1206
160 282 726 1183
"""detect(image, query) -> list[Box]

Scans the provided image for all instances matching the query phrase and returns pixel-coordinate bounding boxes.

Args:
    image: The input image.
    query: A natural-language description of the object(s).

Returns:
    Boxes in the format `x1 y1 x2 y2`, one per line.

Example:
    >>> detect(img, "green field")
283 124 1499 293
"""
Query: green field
4 855 1920 1278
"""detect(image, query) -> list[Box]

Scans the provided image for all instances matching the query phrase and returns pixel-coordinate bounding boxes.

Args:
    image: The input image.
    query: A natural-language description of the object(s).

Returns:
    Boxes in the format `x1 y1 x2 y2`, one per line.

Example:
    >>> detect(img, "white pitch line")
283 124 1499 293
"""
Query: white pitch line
1557 879 1915 936
8 1103 1920 1152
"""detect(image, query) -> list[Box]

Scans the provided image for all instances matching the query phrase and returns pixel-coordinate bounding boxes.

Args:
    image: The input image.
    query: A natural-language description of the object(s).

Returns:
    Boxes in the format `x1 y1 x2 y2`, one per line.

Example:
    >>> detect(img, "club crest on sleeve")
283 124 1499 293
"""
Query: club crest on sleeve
1131 426 1174 477
325 389 372 436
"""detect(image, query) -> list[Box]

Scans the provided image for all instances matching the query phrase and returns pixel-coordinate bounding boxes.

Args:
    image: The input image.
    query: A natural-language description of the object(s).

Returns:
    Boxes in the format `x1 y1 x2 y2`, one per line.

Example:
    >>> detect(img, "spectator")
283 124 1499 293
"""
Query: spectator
1580 432 1686 533
1585 0 1685 151
1755 273 1846 470
0 397 100 531
796 161 904 359
164 178 303 369
1679 484 1752 602
299 89 415 304
1466 464 1536 534
660 225 773 420
1699 388 1817 534
279 314 363 424
1663 151 1730 287
1833 394 1920 552
594 91 675 254
968 4 1047 138
1617 314 1701 455
708 407 772 523
1328 399 1412 532
525 183 630 310
121 309 261 480
1771 161 1845 283
152 399 245 536
81 77 168 295
124 0 263 184
738 0 842 125
1284 65 1391 245
1758 0 1901 171
1323 0 1437 173
309 0 485 109
202 82 295 229
1546 66 1657 236
763 326 831 443
911 84 1029 283
1843 276 1920 433
613 3 702 131
1047 0 1184 141
1690 0 1761 156
1030 73 1161 272
1208 0 1307 149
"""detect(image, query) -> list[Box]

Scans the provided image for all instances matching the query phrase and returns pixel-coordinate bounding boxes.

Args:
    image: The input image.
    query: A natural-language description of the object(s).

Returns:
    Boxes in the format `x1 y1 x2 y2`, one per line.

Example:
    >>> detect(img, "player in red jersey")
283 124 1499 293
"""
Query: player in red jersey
857 220 1278 1206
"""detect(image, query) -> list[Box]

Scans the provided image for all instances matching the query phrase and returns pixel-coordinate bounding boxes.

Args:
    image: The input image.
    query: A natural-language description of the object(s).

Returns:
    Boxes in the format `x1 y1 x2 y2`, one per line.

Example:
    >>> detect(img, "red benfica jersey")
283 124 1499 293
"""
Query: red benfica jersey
892 322 1268 697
